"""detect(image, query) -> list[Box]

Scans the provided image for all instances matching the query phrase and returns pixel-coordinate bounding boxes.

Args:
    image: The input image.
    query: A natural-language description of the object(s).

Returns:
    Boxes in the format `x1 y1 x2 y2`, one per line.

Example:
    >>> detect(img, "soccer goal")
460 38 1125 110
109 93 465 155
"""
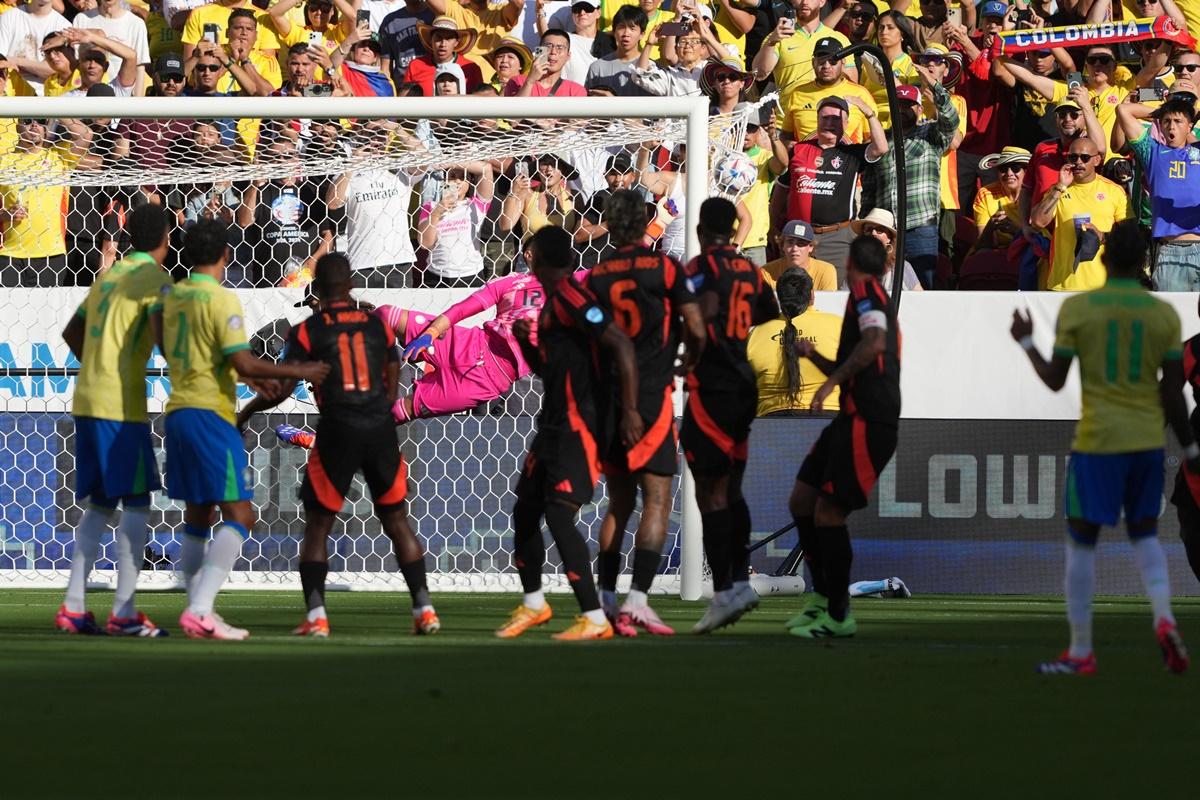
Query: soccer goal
0 94 765 599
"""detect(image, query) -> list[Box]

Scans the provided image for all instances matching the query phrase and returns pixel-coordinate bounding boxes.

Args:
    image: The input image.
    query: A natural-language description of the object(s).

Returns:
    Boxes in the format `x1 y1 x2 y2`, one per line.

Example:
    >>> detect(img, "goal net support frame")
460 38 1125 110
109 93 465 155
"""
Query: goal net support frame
0 95 711 600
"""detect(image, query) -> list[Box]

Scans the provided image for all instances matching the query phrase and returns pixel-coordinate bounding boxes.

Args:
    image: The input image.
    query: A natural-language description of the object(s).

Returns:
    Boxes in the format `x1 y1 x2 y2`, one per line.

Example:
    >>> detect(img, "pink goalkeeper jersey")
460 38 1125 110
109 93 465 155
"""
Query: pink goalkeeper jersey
375 270 590 379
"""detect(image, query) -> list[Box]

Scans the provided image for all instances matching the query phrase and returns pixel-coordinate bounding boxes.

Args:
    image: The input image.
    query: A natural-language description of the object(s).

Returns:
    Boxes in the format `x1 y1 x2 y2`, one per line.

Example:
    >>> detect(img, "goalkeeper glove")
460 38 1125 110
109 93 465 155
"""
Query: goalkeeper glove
402 333 435 362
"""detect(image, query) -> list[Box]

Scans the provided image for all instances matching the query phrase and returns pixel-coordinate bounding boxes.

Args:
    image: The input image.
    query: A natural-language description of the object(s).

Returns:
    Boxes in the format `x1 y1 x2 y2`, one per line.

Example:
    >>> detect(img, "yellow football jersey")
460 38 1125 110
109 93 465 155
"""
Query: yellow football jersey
1054 279 1182 454
72 253 173 423
748 310 843 416
0 143 80 259
771 25 851 110
163 273 251 425
1047 175 1129 292
781 77 875 143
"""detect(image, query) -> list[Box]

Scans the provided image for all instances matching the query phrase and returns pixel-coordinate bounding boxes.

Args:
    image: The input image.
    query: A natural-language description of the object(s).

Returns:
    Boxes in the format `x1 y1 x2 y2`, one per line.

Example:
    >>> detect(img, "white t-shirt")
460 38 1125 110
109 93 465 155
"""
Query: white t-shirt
561 32 596 86
658 174 687 260
63 78 135 98
0 7 70 95
72 9 151 85
517 0 572 46
344 169 417 270
419 196 488 279
161 0 210 29
361 0 406 32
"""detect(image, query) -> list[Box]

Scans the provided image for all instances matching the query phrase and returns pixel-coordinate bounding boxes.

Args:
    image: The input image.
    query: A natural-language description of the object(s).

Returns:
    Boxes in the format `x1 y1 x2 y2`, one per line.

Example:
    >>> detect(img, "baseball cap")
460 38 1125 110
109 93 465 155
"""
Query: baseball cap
817 96 849 114
851 1 879 17
813 37 842 59
980 1 1008 18
1055 98 1083 112
896 84 921 104
155 53 185 78
86 83 116 97
781 220 814 242
605 152 634 174
571 0 599 10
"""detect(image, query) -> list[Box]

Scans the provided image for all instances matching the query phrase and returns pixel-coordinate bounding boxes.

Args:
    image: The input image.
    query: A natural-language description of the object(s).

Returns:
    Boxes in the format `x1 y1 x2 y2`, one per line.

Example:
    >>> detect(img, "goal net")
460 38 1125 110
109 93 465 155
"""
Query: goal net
0 95 762 597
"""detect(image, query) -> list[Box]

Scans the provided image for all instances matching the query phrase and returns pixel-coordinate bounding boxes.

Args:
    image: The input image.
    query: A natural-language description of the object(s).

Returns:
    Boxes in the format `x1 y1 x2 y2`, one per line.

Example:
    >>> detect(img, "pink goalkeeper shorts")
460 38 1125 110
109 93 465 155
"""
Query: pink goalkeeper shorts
403 312 519 418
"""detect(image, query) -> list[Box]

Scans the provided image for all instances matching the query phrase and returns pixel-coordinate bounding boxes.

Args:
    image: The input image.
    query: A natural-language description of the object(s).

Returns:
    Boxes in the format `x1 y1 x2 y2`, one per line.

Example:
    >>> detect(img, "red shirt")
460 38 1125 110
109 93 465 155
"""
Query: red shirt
1023 137 1071 207
502 74 587 97
401 55 483 96
959 45 1012 157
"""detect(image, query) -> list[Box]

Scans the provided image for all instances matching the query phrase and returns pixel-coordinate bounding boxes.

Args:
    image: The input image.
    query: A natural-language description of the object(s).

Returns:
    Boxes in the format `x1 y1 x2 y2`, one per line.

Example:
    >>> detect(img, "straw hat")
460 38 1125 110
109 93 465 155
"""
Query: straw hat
484 35 532 72
979 146 1032 170
700 57 754 95
417 16 479 56
851 208 897 238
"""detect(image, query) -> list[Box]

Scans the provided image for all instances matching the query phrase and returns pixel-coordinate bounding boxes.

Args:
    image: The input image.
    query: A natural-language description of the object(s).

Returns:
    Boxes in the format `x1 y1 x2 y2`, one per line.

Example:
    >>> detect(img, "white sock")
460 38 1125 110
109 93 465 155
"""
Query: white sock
625 589 648 609
179 532 207 597
524 590 546 610
1065 540 1096 659
584 608 607 625
307 605 327 622
188 523 245 618
1132 536 1175 626
112 506 149 619
63 507 112 613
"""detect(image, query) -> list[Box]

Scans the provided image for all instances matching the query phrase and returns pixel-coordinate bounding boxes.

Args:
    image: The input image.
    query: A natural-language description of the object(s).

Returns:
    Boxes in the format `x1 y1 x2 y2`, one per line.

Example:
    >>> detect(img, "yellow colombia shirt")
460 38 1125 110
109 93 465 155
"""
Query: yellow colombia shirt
1046 175 1129 292
0 143 81 259
72 252 173 423
748 309 843 415
1054 278 1182 454
783 76 877 143
163 273 251 426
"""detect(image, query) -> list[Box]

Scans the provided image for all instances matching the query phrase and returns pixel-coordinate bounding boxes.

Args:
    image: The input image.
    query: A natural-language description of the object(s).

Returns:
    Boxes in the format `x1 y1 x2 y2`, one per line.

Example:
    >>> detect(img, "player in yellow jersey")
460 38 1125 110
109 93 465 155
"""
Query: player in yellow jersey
165 220 328 640
1012 220 1194 675
55 205 175 637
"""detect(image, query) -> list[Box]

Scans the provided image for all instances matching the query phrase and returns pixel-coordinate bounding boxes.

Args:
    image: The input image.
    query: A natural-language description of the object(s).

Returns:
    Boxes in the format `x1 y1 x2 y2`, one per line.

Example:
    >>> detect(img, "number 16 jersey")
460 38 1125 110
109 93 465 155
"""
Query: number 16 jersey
1054 278 1182 454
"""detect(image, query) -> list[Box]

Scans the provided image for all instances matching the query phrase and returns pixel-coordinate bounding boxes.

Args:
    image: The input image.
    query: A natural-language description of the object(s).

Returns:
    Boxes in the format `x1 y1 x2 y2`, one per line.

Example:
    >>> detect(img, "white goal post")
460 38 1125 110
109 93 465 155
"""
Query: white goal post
0 94 738 599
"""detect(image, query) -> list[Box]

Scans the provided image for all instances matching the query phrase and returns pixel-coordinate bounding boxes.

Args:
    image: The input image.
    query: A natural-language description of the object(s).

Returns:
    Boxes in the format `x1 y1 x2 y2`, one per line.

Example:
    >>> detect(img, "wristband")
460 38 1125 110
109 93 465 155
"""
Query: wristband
1186 443 1200 461
1018 335 1035 351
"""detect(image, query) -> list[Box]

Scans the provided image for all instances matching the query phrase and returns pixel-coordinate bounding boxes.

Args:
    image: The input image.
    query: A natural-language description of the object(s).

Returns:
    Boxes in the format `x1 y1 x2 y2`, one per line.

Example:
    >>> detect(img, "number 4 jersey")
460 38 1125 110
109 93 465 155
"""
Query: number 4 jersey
1054 278 1182 455
284 300 399 428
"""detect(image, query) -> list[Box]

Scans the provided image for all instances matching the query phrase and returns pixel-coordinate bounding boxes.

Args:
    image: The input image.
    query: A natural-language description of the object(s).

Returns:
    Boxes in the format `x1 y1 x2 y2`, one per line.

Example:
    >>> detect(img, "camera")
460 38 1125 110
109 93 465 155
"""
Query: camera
302 83 333 97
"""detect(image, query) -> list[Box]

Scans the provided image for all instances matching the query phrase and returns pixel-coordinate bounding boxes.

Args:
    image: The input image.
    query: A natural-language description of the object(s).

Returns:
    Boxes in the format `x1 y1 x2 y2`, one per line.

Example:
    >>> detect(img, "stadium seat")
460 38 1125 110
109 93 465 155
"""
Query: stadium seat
957 249 1019 291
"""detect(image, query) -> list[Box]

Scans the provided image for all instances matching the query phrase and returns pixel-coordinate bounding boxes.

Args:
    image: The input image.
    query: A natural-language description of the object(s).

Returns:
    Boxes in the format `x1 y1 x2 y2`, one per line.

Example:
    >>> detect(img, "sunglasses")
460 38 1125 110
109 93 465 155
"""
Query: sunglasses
20 118 49 126
998 164 1024 174
1065 153 1094 163
714 72 742 82
160 74 185 83
1179 63 1200 72
814 55 839 66
916 55 946 66
850 11 874 19
1056 109 1081 119
196 63 223 72
1086 55 1114 65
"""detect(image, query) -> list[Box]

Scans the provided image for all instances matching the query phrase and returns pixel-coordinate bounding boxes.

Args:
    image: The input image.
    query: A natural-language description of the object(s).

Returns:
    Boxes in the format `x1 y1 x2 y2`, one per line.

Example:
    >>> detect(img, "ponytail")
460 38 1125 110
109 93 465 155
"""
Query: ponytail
775 268 814 408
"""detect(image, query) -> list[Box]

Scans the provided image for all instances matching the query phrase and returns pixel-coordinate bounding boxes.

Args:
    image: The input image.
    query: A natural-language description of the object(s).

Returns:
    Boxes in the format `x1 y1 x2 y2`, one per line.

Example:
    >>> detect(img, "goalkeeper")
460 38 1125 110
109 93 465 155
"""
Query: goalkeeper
278 267 588 446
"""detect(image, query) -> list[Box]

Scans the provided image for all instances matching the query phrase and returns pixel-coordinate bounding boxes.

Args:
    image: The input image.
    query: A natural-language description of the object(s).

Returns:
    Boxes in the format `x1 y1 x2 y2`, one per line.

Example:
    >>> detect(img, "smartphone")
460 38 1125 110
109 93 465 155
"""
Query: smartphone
532 45 548 61
658 21 691 37
1066 71 1084 92
301 82 333 97
203 22 220 44
356 9 370 27
514 160 529 180
441 185 457 204
308 30 324 47
771 0 795 22
946 5 963 26
1016 8 1033 24
1136 86 1166 102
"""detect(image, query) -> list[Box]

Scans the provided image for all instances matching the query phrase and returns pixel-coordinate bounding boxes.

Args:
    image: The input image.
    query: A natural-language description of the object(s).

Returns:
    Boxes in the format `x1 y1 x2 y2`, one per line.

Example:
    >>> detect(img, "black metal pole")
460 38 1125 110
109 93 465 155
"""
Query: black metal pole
833 43 907 315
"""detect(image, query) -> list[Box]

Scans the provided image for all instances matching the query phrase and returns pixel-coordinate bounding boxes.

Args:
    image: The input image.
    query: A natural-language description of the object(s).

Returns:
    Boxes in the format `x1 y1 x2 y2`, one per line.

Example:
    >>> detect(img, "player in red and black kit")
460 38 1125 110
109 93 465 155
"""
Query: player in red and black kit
787 234 899 639
683 198 780 635
1170 323 1200 586
238 253 438 638
585 189 705 637
494 226 642 642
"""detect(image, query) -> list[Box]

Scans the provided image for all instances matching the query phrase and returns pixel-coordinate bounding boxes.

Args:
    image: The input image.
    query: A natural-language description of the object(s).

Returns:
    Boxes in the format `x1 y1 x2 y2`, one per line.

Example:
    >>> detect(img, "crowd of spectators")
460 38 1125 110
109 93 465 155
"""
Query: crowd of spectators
3 0 1200 292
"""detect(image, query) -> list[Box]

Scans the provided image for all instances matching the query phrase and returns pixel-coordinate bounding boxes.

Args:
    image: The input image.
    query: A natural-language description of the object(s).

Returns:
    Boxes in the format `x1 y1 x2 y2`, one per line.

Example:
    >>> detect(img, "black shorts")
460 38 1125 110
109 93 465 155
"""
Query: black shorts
300 419 408 513
681 386 756 477
515 425 601 507
602 385 678 477
796 414 897 512
1171 465 1200 530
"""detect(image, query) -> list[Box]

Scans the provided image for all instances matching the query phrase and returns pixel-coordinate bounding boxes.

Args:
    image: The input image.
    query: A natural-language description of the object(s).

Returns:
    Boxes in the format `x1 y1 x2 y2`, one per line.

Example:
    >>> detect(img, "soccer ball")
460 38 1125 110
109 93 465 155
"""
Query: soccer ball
712 152 758 198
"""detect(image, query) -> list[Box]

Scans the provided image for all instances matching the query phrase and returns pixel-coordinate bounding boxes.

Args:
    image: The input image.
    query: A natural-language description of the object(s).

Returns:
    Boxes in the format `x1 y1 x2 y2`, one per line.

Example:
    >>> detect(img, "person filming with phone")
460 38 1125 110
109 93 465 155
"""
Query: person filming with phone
505 28 585 97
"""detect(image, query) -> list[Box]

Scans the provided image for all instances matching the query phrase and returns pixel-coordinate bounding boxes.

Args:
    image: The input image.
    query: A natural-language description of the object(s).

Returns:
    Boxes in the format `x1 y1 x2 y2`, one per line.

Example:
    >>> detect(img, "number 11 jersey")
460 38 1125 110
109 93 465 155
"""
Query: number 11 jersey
1054 278 1182 454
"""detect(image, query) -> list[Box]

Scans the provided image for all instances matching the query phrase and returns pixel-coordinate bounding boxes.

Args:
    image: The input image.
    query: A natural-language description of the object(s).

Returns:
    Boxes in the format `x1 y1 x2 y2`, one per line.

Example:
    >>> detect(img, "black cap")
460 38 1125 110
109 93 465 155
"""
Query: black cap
86 83 117 97
813 37 842 58
817 96 849 113
155 53 185 77
852 1 879 17
605 152 634 174
80 48 109 66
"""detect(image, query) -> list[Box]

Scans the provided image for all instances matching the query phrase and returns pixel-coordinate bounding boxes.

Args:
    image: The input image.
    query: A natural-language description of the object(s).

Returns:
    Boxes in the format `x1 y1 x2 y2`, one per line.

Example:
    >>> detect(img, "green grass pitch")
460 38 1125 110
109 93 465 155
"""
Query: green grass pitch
1 589 1197 798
